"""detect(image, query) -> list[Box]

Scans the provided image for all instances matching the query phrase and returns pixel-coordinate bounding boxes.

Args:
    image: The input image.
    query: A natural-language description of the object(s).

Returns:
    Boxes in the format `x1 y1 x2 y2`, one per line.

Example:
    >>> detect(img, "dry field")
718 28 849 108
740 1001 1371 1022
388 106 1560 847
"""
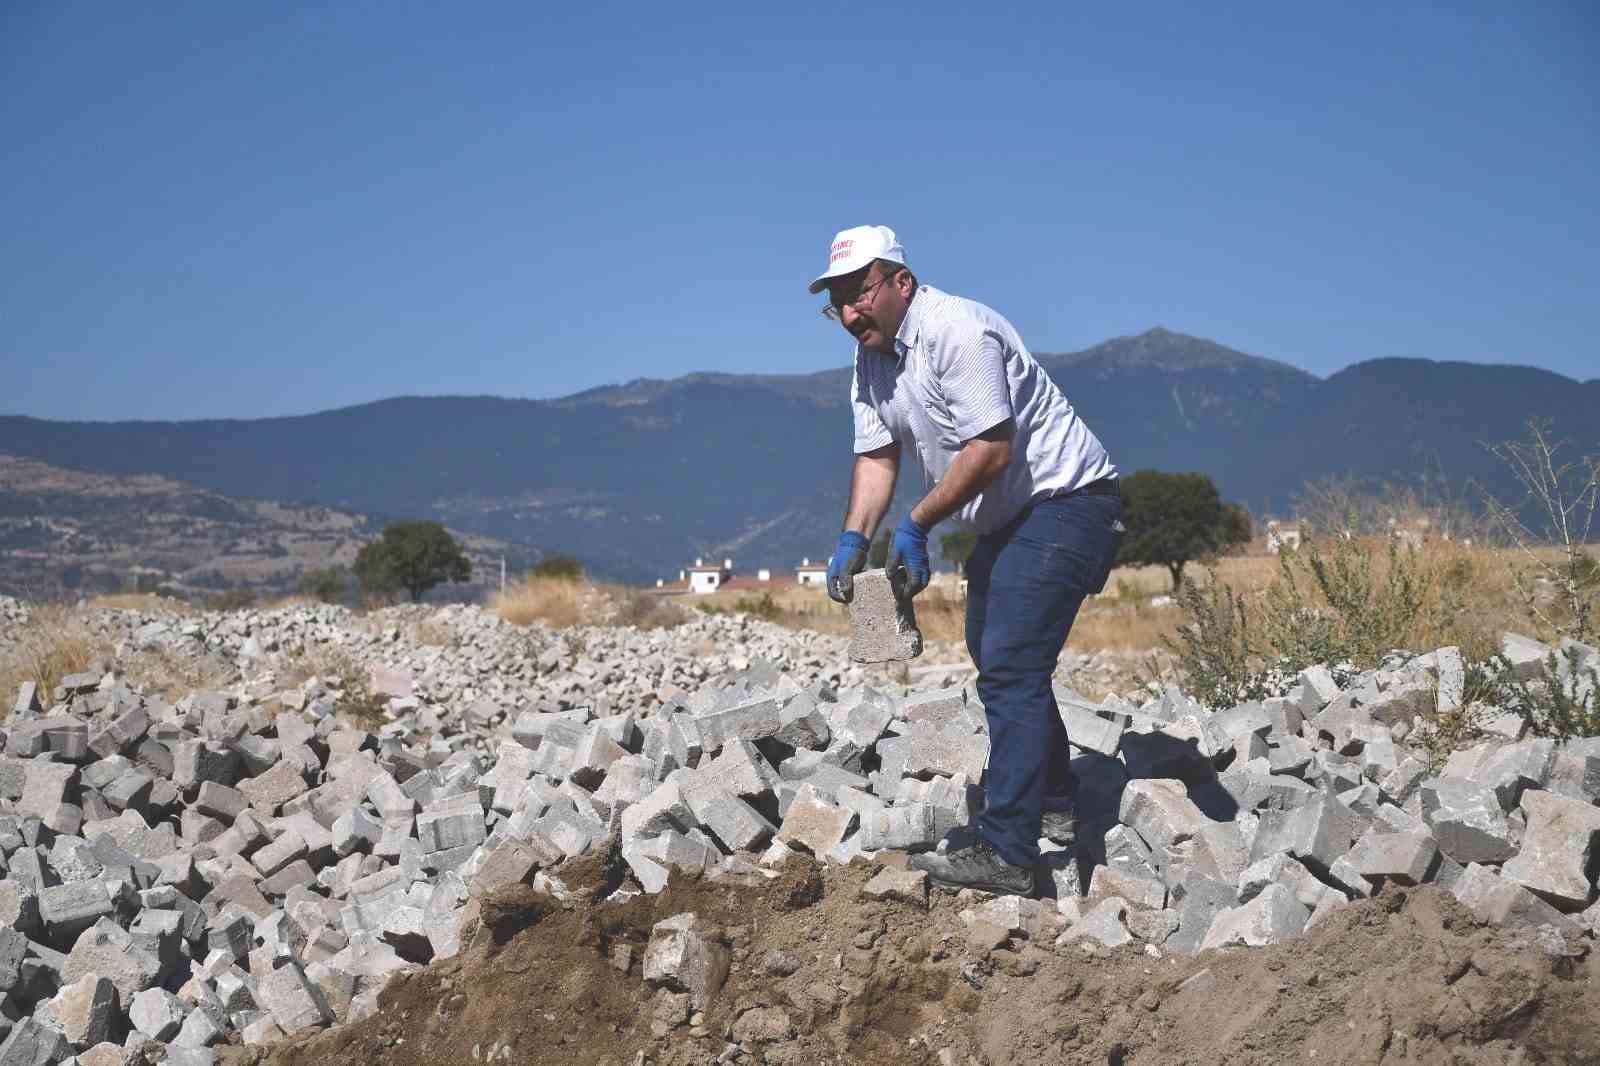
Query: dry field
663 539 1584 665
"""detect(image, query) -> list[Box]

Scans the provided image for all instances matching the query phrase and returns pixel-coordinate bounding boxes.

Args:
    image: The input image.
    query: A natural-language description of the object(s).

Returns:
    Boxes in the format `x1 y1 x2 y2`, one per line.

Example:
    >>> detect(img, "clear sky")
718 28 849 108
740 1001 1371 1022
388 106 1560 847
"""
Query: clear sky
3 1 1595 421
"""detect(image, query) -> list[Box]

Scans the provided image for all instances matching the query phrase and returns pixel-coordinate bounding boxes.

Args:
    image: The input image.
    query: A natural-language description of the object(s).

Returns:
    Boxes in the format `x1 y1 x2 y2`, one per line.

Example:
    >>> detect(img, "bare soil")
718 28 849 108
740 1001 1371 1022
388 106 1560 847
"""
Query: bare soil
220 847 1600 1066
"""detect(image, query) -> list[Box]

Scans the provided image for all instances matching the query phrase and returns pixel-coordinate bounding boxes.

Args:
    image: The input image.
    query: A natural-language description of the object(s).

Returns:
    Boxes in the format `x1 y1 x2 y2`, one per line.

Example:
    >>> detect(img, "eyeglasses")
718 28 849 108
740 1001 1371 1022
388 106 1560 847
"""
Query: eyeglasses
820 270 896 321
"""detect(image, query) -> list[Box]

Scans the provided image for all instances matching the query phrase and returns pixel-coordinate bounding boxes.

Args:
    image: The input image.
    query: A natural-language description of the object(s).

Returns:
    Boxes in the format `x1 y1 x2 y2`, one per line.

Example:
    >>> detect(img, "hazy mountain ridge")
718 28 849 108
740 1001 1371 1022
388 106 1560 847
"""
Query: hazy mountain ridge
2 329 1594 585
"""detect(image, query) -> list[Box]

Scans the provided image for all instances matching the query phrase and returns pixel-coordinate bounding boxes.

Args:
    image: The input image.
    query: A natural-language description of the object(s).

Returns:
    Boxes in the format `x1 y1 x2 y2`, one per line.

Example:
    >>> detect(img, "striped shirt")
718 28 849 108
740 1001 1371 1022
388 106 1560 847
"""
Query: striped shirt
851 285 1117 534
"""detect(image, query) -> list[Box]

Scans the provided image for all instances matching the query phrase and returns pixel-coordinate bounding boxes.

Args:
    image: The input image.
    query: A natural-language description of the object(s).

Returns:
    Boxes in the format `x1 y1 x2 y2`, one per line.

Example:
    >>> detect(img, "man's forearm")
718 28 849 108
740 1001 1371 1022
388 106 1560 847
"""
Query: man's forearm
909 428 1013 529
843 445 899 537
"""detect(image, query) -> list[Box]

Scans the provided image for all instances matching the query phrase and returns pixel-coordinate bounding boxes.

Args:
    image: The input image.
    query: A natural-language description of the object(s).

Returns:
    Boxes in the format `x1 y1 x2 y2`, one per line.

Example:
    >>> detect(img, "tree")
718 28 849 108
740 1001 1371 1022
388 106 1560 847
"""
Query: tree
940 531 978 575
532 554 584 581
354 521 471 603
1117 470 1248 590
298 565 349 605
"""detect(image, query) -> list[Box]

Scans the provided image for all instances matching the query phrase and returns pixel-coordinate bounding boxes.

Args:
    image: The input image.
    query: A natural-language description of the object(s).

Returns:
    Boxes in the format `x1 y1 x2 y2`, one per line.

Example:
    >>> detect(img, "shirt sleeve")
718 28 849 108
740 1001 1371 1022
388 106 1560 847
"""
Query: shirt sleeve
851 358 894 453
933 323 1013 440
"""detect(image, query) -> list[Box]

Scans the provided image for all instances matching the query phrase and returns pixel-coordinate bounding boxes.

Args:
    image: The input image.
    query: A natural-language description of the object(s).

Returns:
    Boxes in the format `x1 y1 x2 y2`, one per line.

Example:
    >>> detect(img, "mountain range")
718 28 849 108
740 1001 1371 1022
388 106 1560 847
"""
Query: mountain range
3 328 1595 586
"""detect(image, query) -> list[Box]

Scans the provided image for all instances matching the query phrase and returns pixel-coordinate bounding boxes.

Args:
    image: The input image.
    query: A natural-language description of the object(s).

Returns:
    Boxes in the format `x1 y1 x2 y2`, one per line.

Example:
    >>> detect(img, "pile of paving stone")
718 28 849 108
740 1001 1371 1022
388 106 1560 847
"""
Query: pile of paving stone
1 590 1597 1065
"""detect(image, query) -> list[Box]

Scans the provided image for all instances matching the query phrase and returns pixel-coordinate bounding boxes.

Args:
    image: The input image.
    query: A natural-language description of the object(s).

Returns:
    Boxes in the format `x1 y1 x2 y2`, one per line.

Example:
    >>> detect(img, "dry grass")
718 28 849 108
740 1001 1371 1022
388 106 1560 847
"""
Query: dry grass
492 576 595 628
675 541 1567 665
85 593 195 614
409 619 455 647
0 604 108 711
119 645 235 701
275 640 386 727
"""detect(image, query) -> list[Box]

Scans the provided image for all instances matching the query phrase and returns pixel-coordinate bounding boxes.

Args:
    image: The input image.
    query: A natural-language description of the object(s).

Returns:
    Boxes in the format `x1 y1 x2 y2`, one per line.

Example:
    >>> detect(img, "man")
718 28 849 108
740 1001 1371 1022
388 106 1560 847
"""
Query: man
814 225 1124 896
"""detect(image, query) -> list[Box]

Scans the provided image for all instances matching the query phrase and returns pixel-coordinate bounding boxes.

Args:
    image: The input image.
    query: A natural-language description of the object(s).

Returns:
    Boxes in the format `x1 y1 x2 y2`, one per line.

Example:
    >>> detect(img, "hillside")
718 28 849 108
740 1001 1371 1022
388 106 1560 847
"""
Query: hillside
1 328 1595 583
0 455 538 600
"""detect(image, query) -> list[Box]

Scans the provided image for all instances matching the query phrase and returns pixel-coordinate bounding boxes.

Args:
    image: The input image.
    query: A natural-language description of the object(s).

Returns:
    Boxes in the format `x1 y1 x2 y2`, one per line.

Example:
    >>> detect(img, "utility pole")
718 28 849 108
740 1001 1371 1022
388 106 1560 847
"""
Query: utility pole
500 556 506 596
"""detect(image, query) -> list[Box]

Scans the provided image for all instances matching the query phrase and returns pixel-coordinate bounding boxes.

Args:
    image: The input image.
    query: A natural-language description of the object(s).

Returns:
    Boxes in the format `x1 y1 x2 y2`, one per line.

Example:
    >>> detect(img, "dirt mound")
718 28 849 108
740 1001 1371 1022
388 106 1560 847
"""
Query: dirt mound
234 855 1598 1066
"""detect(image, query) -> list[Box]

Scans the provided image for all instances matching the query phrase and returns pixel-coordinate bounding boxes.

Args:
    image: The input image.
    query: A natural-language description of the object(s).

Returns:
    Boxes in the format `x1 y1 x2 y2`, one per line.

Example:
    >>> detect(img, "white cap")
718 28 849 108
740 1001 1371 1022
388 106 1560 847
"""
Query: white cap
807 225 906 294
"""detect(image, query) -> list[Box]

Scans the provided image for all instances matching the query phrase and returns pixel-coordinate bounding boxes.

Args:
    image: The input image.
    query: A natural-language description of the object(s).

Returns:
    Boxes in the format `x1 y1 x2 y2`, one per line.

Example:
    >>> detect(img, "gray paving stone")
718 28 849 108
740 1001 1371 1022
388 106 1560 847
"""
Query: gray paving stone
774 784 856 857
1500 789 1600 909
1420 777 1516 864
1118 779 1209 850
0 1017 73 1066
643 913 730 1009
1199 882 1308 949
846 569 921 663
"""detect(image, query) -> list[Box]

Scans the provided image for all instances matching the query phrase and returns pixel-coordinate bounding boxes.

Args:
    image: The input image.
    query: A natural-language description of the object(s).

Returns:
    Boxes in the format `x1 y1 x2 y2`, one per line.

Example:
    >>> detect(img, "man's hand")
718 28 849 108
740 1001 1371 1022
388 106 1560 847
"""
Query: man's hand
887 514 931 598
826 531 870 604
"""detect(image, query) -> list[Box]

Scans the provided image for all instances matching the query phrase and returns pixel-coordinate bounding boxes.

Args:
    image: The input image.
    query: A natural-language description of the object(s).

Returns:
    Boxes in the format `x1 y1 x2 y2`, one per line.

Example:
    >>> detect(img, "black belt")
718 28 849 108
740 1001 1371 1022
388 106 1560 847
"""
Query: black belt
1059 476 1120 499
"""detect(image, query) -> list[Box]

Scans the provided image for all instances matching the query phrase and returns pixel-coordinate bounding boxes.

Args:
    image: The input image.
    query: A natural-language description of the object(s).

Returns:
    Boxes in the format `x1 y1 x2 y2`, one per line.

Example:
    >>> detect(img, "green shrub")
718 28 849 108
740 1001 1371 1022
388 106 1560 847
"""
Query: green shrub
1480 647 1600 742
532 555 584 581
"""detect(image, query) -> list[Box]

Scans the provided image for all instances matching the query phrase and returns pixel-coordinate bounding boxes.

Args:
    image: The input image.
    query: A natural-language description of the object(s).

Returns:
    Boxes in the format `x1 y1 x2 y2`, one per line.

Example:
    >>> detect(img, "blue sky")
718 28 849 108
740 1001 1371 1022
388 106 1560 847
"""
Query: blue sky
3 1 1595 421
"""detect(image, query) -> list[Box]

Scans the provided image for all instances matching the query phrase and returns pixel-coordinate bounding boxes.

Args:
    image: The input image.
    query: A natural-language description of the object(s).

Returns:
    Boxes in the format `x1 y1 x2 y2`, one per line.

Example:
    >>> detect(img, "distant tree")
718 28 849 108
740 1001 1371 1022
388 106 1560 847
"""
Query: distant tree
532 554 584 581
940 531 978 575
354 521 471 603
204 589 256 612
1118 470 1249 590
298 565 349 604
1215 503 1254 554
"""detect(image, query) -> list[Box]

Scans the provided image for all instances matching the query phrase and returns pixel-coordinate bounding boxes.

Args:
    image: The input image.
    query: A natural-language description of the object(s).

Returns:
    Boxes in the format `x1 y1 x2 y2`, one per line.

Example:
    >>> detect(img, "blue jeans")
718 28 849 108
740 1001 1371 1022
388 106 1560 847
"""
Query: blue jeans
965 491 1124 866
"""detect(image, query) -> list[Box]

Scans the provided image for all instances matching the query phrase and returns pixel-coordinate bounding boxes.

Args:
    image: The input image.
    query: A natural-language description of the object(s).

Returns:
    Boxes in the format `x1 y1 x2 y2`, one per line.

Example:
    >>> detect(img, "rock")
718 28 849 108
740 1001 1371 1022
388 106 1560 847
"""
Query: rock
846 569 922 663
39 973 119 1048
1057 898 1132 950
1117 779 1209 850
1199 883 1309 950
861 867 928 906
775 785 856 857
1420 778 1516 864
1500 789 1600 909
642 913 730 1009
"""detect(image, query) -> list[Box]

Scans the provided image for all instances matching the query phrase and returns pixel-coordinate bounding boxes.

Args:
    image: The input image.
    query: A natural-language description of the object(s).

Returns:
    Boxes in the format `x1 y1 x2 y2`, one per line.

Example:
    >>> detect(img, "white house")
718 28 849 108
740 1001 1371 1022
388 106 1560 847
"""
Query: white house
1266 521 1302 554
685 557 733 594
796 557 828 588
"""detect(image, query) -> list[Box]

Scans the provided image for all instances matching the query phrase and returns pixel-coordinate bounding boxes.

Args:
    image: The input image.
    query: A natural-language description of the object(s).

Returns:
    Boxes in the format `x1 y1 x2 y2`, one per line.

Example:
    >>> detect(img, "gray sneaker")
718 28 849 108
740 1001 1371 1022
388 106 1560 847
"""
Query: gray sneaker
908 839 1034 896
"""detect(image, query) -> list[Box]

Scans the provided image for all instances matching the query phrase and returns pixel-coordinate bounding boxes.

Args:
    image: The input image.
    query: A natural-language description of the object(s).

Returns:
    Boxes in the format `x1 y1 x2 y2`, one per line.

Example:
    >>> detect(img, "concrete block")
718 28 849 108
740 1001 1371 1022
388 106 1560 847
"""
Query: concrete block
857 804 938 852
63 920 161 1003
1199 882 1308 949
693 698 782 753
1087 864 1166 911
774 784 856 857
846 569 921 663
39 881 116 938
415 810 485 854
1500 633 1550 679
643 913 730 1009
1056 898 1132 950
1058 702 1122 757
250 830 308 879
330 808 381 857
173 741 239 790
40 973 119 1048
1118 779 1209 850
236 761 308 814
193 783 248 824
1501 789 1600 909
1249 793 1358 874
1348 830 1438 887
129 988 189 1040
860 866 928 905
1451 862 1583 938
1167 873 1237 956
0 1018 73 1066
254 963 334 1033
619 779 697 842
683 785 776 853
1420 777 1516 864
695 740 780 799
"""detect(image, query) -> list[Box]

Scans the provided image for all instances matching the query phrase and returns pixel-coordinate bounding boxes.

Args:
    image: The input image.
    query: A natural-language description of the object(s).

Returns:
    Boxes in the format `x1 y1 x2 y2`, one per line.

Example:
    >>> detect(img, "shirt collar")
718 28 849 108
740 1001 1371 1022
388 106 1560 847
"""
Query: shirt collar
892 285 927 364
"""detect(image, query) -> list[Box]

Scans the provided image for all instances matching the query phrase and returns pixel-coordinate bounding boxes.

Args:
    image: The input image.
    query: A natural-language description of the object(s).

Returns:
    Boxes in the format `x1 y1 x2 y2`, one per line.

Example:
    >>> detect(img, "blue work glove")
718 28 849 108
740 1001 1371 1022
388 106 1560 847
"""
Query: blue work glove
887 513 931 598
826 530 870 604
